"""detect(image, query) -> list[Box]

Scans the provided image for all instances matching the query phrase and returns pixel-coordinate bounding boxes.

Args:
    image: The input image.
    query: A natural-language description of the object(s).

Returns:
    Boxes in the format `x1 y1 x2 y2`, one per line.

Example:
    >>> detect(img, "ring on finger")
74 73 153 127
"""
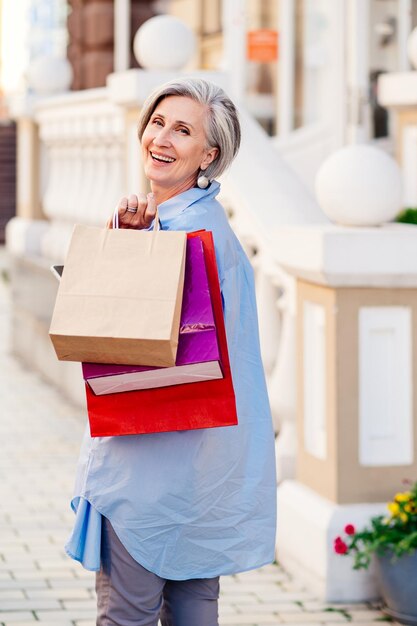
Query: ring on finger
126 206 138 213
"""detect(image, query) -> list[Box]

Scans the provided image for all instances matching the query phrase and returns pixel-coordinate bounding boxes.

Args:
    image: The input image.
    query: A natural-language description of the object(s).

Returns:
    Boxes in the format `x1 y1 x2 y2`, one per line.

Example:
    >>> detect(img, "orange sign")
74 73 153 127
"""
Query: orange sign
247 29 278 63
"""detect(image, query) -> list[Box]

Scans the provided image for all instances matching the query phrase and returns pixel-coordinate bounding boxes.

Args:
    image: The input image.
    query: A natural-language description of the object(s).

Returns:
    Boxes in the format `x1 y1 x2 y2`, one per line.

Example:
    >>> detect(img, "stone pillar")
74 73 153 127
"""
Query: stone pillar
274 145 409 602
275 222 417 602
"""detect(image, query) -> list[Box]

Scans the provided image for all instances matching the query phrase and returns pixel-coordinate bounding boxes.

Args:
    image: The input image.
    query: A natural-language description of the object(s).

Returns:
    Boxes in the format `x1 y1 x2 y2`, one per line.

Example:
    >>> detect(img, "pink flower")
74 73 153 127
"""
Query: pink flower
344 524 355 536
334 536 348 555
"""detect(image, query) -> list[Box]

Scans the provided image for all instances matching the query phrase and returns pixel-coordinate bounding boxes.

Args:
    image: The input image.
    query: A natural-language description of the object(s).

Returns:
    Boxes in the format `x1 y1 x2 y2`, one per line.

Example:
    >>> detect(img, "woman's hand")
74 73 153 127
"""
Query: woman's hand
106 193 157 229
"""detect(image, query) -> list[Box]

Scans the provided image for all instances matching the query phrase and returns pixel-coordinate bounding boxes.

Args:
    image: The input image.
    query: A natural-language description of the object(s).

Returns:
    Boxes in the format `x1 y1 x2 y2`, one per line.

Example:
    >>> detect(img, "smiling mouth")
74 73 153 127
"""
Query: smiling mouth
150 151 176 163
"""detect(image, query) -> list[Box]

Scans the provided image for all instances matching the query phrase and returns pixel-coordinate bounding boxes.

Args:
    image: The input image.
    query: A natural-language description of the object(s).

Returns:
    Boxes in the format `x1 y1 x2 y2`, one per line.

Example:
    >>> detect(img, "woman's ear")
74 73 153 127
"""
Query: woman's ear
200 147 219 171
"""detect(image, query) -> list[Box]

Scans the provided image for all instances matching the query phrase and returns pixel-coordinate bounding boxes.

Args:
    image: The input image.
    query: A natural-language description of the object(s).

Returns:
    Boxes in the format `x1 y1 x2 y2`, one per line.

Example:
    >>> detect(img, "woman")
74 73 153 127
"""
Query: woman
66 78 276 626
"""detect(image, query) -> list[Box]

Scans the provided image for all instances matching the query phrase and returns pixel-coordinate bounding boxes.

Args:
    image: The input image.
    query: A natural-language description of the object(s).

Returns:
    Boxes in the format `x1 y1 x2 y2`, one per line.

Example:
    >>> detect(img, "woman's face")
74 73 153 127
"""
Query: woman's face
141 96 218 194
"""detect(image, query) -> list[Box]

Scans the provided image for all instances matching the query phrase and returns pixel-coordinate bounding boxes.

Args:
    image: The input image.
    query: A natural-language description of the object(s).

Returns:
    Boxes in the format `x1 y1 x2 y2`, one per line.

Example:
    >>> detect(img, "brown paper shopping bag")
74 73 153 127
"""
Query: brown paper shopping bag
49 221 187 367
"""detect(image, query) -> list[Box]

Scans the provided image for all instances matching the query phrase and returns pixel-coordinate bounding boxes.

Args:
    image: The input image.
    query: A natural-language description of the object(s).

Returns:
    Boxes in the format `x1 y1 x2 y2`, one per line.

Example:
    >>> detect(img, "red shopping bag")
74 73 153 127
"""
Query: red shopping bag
86 231 238 436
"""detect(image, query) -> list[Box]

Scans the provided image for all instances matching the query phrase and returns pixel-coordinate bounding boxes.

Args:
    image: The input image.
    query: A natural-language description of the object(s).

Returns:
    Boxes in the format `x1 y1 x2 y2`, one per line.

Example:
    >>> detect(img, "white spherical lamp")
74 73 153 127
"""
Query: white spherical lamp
28 55 72 95
315 145 402 226
133 15 196 71
407 26 417 70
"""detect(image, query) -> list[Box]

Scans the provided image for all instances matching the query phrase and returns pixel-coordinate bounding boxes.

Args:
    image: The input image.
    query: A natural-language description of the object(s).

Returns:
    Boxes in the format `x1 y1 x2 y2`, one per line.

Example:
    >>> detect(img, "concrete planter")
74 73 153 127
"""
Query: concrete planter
375 550 417 624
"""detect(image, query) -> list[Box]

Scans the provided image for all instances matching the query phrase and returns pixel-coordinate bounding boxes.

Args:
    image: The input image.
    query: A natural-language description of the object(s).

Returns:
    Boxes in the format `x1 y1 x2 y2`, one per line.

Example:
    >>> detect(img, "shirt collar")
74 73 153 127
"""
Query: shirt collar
156 180 221 222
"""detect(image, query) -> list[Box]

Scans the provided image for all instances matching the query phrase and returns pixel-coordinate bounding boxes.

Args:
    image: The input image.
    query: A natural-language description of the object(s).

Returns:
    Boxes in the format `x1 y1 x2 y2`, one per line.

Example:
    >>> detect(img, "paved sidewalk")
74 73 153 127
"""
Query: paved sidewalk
0 253 385 625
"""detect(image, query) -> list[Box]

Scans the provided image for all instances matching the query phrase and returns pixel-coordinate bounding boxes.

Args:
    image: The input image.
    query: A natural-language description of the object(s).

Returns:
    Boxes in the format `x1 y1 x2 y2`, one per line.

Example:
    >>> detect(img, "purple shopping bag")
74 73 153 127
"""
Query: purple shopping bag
82 236 223 395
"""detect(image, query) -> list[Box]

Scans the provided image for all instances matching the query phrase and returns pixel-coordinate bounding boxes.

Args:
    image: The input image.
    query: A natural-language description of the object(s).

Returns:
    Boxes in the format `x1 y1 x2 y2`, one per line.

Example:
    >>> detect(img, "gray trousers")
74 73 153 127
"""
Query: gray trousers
96 517 220 626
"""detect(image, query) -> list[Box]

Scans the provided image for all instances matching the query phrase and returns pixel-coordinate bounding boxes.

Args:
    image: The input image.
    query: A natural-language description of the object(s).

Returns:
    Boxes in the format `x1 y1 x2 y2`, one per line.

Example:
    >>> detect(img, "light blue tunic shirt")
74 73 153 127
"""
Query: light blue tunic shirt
65 181 277 579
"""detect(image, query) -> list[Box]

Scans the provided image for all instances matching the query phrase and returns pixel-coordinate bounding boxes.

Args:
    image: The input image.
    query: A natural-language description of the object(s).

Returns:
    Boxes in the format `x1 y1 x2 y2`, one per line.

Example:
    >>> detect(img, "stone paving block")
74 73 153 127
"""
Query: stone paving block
239 572 290 583
24 545 65 553
0 561 37 571
256 618 308 626
348 610 388 621
0 613 36 623
61 600 96 610
0 590 25 600
38 569 79 580
35 560 70 570
5 623 73 626
277 611 349 622
48 580 94 591
218 604 240 615
0 600 61 611
0 548 28 558
3 622 42 626
219 614 280 624
11 570 72 581
219 623 253 626
35 610 97 621
0 574 13 582
334 623 386 626
233 603 303 613
25 588 91 600
219 592 261 604
302 601 373 611
256 591 318 603
226 583 281 594
0 580 47 590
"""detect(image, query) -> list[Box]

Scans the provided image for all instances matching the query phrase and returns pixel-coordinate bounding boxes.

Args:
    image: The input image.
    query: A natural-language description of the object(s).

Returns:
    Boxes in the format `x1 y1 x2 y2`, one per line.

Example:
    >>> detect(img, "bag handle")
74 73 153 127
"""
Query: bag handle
112 204 160 231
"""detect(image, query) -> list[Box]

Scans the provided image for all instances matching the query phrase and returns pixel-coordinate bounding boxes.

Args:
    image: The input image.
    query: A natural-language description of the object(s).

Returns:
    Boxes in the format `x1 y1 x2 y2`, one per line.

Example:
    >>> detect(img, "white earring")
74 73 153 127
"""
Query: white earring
197 174 209 189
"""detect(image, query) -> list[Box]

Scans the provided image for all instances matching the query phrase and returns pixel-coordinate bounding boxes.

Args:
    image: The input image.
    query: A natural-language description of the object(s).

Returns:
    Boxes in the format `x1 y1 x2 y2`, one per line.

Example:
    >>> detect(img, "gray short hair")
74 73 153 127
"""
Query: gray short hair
137 77 241 181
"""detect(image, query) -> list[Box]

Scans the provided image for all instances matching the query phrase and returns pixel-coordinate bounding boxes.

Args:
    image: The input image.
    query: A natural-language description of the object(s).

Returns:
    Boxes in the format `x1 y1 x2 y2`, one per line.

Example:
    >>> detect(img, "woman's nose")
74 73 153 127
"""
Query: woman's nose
153 127 171 147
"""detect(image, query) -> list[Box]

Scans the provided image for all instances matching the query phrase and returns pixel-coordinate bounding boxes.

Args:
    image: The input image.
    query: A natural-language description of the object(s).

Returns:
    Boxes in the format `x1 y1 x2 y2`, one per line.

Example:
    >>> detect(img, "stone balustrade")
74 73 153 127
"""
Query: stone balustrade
35 88 126 261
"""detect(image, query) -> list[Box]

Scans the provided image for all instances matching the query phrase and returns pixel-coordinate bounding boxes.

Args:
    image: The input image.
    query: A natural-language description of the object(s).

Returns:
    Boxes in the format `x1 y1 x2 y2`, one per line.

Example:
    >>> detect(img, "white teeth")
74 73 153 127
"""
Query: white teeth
151 152 175 163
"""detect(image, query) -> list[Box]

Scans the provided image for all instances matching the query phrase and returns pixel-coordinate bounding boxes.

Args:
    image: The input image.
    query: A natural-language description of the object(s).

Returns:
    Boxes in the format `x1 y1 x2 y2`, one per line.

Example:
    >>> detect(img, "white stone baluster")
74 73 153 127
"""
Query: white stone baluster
90 140 109 224
267 272 297 480
77 142 98 224
101 140 125 221
60 140 79 221
251 252 282 379
65 141 84 223
41 140 64 219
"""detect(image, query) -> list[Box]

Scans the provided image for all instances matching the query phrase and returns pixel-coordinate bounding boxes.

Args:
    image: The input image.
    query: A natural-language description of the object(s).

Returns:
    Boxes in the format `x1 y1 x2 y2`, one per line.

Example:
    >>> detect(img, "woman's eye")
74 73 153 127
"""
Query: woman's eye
178 128 190 135
152 119 163 126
